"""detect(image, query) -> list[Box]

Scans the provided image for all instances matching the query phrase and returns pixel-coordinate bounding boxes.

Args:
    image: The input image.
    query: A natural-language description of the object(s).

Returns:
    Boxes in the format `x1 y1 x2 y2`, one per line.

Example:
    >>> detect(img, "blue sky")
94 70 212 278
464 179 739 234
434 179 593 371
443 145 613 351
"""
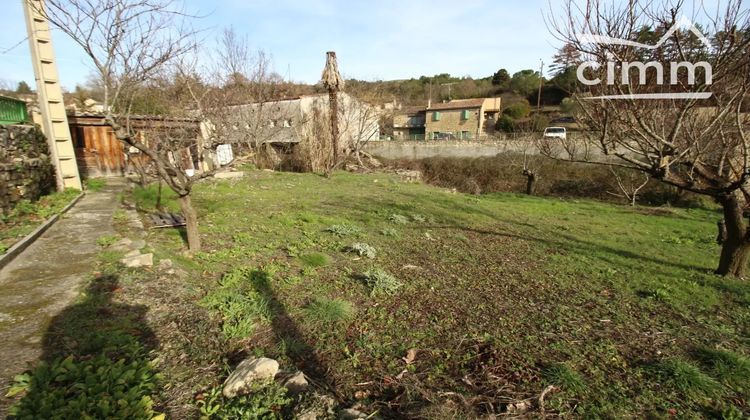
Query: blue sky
0 0 558 91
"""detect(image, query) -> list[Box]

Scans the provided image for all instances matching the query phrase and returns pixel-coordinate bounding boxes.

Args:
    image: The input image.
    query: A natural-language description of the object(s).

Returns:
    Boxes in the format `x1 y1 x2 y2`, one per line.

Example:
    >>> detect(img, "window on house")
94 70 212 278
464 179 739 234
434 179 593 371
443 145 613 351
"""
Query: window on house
462 131 470 140
432 131 440 140
432 112 441 121
461 110 470 120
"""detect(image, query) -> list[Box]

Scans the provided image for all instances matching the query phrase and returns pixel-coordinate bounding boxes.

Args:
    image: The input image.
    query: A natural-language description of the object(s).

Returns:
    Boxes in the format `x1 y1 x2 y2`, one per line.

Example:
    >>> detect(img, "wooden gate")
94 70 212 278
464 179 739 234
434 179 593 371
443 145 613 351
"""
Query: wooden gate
68 115 126 178
67 112 203 179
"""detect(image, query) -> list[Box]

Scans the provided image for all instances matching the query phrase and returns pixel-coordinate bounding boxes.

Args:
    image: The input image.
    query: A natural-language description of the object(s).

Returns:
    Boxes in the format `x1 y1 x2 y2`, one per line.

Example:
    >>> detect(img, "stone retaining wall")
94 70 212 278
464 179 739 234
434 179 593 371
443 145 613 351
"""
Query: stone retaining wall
0 125 55 215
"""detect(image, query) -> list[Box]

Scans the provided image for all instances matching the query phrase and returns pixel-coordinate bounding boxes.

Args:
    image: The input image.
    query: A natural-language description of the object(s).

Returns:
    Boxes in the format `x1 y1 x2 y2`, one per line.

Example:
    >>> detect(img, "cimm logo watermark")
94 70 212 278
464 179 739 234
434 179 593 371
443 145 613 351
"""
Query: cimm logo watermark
576 16 713 100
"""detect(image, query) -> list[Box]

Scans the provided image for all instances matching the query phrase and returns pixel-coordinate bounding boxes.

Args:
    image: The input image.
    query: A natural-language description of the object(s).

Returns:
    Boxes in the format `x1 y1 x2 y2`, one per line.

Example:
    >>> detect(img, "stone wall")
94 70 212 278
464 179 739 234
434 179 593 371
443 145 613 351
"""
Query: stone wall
424 109 480 139
0 124 55 215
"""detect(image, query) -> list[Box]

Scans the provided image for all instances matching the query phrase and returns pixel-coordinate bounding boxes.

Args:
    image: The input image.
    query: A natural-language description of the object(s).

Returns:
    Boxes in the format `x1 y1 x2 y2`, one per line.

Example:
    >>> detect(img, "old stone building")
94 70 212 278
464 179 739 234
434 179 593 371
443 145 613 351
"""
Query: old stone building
391 98 501 141
393 106 426 140
425 98 501 140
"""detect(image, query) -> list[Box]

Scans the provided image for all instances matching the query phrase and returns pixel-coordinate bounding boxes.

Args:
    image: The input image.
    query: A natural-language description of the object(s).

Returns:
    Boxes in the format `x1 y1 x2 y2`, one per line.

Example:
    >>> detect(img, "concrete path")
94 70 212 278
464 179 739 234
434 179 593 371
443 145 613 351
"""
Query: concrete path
0 179 124 414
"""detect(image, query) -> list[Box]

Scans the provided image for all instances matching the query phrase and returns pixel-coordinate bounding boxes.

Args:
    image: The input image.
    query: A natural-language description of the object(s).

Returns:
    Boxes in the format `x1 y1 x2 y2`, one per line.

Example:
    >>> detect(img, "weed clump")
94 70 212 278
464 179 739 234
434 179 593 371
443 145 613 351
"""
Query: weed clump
197 380 291 419
201 267 271 339
543 363 587 395
325 224 361 236
300 252 330 267
303 297 354 328
361 268 403 296
344 243 376 259
388 214 409 224
655 359 722 400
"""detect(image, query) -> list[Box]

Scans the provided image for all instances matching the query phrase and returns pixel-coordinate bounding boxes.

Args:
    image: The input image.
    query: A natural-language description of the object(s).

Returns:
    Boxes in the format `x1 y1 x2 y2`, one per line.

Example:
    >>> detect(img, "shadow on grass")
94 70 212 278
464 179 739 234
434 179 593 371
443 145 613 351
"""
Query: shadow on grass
246 269 336 396
8 274 161 418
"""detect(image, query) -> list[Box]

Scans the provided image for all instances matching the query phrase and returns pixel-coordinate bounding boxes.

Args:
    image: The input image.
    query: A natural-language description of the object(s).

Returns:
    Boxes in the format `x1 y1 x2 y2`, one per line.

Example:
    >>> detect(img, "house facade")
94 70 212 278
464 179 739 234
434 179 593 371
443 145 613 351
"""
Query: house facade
393 106 426 140
391 98 501 141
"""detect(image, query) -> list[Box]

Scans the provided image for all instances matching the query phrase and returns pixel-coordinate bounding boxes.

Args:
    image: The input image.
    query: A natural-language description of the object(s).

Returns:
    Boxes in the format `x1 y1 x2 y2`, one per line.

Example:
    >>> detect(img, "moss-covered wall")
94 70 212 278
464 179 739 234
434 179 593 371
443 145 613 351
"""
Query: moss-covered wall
0 124 55 215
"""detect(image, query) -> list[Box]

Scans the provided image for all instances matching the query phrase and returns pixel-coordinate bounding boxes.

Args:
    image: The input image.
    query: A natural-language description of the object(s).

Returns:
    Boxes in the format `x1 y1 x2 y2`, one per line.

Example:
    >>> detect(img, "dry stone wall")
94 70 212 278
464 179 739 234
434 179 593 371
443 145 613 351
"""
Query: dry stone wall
0 124 55 215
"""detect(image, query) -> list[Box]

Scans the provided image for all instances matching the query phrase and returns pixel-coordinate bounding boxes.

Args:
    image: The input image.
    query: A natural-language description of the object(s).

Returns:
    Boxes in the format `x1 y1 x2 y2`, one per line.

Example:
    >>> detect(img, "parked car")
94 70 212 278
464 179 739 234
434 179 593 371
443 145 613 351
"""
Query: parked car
543 127 567 140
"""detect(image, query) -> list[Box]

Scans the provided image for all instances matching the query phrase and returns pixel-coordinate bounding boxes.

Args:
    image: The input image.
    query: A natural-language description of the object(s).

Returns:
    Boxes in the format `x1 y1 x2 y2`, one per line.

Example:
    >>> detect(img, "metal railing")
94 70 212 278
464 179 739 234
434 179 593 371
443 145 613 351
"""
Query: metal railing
0 96 29 125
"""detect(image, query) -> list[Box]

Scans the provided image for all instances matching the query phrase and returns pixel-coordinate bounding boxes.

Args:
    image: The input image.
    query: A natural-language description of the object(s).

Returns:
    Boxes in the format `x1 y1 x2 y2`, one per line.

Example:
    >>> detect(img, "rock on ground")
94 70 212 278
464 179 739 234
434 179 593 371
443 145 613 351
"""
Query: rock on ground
121 253 153 268
223 357 279 398
281 371 309 395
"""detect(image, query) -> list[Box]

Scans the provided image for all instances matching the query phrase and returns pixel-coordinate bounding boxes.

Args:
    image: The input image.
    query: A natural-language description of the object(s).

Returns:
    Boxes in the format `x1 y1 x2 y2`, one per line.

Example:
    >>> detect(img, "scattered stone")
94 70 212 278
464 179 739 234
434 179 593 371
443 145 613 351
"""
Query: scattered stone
0 313 14 323
506 400 531 414
124 249 141 258
402 264 422 270
296 394 336 420
214 171 245 179
339 408 368 419
130 239 147 250
282 371 309 395
121 253 153 268
395 169 422 182
158 259 174 270
111 237 133 251
223 357 279 398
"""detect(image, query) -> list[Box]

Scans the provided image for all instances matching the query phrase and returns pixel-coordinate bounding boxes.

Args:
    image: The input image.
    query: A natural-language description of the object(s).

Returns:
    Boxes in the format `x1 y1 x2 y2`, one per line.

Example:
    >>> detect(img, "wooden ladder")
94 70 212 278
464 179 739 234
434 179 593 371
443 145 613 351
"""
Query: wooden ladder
22 0 82 191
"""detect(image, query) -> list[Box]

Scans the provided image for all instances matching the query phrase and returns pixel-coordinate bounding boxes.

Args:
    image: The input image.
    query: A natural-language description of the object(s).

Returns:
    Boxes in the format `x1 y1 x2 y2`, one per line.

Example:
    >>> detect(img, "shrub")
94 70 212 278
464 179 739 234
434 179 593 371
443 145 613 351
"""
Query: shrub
361 268 403 296
502 101 531 119
496 115 516 132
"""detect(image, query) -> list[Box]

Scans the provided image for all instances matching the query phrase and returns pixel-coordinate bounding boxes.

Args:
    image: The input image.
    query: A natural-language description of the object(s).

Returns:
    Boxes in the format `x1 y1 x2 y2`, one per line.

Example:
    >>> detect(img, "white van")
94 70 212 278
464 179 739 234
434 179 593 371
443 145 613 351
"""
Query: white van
543 127 567 140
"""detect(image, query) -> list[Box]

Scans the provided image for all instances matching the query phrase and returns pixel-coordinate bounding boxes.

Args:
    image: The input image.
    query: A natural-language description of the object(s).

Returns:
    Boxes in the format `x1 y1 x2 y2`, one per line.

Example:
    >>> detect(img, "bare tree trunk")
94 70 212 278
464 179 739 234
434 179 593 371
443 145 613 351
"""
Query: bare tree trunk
155 179 164 212
716 194 750 277
523 170 537 195
179 194 201 252
328 90 339 177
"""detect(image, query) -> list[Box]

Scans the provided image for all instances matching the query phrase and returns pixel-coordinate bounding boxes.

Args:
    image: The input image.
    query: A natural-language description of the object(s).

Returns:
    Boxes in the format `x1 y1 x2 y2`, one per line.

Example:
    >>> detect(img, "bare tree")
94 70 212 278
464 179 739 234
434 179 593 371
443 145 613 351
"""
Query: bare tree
607 167 651 206
338 85 386 167
546 0 750 276
180 28 293 170
36 0 214 251
321 51 345 176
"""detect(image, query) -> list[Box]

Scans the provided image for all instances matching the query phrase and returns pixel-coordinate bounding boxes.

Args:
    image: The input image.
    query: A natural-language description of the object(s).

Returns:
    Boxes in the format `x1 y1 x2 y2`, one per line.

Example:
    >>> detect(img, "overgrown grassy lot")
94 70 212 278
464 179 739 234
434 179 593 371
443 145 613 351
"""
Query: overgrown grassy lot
139 170 748 418
0 188 80 254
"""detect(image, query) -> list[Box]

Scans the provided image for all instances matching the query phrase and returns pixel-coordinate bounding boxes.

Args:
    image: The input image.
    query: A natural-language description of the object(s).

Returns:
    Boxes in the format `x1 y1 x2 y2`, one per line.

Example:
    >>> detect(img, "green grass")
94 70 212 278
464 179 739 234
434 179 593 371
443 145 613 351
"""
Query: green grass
302 297 354 328
299 252 330 268
8 251 161 418
656 359 722 400
84 178 107 192
135 170 749 418
0 188 80 252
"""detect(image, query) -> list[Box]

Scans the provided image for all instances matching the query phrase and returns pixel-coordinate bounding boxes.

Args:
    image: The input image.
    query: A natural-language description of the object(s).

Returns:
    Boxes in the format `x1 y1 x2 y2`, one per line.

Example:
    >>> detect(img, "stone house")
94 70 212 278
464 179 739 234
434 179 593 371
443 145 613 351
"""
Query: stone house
393 106 426 140
424 98 501 140
390 98 502 141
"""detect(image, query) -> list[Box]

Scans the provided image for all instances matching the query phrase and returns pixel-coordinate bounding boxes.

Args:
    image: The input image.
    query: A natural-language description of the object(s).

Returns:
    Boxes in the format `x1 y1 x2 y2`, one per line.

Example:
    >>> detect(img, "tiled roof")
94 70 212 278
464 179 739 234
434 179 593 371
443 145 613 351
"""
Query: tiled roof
427 98 485 111
394 106 427 115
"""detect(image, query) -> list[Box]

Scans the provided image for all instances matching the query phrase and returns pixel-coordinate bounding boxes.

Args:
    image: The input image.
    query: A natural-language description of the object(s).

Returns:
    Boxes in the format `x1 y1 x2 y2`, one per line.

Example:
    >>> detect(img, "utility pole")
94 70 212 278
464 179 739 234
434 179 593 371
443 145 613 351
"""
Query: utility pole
23 0 82 191
536 59 544 113
427 80 432 108
441 82 458 101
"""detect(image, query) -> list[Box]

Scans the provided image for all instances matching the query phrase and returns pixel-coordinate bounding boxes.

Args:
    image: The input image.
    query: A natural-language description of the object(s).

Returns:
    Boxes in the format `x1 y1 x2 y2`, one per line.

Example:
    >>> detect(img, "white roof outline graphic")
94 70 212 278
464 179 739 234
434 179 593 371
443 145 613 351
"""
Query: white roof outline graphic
577 16 712 50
